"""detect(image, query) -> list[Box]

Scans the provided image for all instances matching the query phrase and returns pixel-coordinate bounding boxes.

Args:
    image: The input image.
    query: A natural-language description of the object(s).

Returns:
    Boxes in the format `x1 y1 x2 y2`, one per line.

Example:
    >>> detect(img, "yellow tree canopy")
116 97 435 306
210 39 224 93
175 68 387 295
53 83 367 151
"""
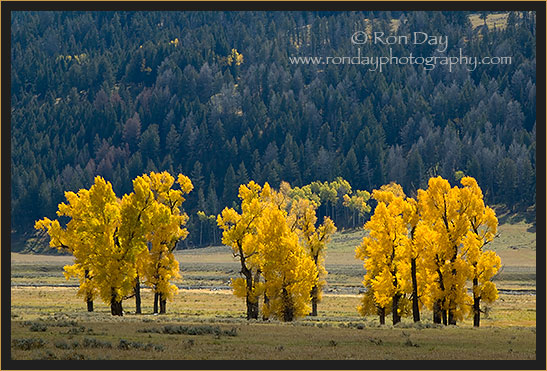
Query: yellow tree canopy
258 203 318 321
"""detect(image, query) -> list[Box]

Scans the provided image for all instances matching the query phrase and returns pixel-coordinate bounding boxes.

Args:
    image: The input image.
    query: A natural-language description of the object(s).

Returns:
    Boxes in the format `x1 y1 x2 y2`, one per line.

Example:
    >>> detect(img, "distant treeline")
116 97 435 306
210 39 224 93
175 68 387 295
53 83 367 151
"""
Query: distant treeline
11 10 536 248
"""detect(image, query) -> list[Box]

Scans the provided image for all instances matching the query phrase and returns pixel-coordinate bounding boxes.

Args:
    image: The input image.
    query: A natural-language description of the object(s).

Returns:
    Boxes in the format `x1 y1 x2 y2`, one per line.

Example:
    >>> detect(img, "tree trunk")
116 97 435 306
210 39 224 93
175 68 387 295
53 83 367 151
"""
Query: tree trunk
310 285 318 316
378 307 386 325
135 276 141 314
448 249 458 326
448 308 456 325
435 269 446 325
159 294 167 314
243 266 258 320
281 288 294 322
392 293 401 325
447 296 457 324
411 258 420 322
153 292 159 314
84 270 93 312
433 300 442 324
246 297 259 320
86 299 94 312
110 296 123 316
262 293 270 320
473 277 480 327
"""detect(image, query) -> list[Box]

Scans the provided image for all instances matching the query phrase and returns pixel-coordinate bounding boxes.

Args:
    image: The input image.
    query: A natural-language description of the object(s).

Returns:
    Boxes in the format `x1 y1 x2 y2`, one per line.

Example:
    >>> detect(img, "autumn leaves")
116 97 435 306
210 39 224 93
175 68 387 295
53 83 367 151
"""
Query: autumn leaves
36 171 499 326
356 176 500 327
36 172 193 316
217 182 336 321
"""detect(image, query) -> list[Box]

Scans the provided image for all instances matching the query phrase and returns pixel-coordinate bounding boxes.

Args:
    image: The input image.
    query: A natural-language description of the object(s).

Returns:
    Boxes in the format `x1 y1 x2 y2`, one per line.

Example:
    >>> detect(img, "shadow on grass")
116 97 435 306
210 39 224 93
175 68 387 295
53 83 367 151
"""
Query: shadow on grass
495 206 536 226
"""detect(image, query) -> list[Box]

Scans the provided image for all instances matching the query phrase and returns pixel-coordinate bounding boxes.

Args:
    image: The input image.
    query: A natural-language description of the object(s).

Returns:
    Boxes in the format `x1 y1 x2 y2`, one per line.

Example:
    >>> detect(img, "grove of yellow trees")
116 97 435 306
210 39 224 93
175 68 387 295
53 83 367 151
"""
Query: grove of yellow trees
35 171 499 326
356 176 500 327
35 171 192 316
218 181 336 321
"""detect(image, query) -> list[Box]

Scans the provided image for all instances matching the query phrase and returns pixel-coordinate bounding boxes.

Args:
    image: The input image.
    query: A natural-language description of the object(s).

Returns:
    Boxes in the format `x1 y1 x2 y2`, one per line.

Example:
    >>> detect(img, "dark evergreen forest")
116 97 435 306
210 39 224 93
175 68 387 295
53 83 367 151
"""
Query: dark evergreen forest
10 11 536 249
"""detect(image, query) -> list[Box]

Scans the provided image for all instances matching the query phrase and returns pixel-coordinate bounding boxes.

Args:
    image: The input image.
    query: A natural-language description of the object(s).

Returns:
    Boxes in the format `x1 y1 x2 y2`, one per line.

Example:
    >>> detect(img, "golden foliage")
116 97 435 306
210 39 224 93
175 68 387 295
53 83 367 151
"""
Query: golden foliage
35 172 192 310
356 176 501 324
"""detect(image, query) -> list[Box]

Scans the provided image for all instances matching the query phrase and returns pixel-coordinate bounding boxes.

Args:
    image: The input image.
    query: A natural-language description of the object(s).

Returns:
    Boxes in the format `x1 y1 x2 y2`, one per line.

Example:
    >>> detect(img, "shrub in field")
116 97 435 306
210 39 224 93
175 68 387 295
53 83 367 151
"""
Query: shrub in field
369 338 383 345
81 337 112 348
117 339 145 350
54 341 70 350
403 338 420 347
153 344 166 352
117 339 161 351
60 352 88 360
39 350 58 360
29 323 47 332
163 324 237 336
51 320 79 327
137 327 162 334
138 324 237 336
12 338 45 350
67 326 86 334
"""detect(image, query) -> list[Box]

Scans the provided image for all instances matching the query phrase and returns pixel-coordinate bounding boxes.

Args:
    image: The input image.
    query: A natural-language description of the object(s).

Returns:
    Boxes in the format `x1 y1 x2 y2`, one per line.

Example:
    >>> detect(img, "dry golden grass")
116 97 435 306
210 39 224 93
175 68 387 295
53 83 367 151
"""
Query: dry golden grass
11 286 535 327
469 13 510 30
10 282 536 360
10 213 537 360
10 303 536 361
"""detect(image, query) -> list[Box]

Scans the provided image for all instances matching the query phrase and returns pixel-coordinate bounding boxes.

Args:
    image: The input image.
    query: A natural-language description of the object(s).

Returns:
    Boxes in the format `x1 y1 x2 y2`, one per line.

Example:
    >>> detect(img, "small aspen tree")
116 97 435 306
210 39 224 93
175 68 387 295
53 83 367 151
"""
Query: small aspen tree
342 190 371 228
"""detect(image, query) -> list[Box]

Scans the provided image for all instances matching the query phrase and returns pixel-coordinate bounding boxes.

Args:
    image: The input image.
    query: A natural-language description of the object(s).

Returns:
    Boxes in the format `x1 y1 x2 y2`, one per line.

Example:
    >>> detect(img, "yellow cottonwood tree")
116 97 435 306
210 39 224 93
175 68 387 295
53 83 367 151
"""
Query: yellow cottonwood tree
35 214 97 312
417 176 473 325
36 176 133 315
397 194 426 323
258 203 318 321
356 187 412 325
126 172 193 314
217 181 269 319
459 176 500 327
356 177 500 327
374 183 426 323
288 197 336 316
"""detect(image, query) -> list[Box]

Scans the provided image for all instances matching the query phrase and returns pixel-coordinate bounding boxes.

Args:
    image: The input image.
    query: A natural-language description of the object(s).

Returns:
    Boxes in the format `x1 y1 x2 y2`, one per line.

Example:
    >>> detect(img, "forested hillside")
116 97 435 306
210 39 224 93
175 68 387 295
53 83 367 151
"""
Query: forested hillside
10 11 536 249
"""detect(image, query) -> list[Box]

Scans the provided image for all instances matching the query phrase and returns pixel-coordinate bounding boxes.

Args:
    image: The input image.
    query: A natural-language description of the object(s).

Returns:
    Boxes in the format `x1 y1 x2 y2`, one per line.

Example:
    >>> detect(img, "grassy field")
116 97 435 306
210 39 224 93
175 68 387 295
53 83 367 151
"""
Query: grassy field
10 211 537 360
468 12 510 30
10 287 536 360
